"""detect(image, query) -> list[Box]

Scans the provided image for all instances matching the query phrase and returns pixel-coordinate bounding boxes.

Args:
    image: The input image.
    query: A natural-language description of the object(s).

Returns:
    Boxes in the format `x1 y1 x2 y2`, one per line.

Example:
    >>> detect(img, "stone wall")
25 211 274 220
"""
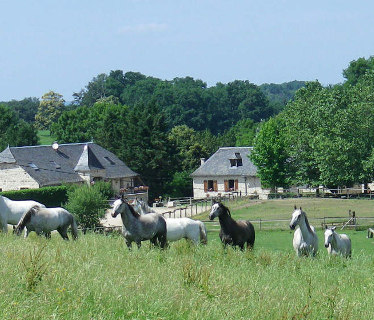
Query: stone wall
0 164 39 191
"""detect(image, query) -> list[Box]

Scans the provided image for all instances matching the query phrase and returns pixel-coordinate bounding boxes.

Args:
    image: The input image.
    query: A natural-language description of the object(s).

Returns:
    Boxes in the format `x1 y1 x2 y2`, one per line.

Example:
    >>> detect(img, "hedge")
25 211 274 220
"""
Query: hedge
0 186 69 207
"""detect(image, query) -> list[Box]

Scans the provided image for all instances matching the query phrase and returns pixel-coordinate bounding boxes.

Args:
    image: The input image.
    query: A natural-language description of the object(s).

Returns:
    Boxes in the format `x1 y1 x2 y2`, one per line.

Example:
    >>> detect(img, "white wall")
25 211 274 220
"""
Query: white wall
0 164 39 191
192 176 263 199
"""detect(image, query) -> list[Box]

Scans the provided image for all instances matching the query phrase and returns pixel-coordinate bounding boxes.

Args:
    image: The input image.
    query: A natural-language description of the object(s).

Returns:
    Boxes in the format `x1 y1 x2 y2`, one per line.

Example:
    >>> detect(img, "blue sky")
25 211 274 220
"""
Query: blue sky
1 0 374 101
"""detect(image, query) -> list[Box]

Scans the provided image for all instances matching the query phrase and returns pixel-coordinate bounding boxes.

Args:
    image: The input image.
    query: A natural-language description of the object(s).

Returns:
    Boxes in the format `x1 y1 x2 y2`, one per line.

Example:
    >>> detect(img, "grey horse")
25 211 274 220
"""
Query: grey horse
111 198 167 249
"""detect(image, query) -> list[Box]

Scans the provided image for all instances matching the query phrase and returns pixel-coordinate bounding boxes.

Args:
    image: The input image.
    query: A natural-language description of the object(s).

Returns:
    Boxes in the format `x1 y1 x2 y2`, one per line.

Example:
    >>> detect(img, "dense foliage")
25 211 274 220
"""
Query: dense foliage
0 104 39 150
0 185 68 207
72 71 282 134
66 183 111 230
252 56 374 190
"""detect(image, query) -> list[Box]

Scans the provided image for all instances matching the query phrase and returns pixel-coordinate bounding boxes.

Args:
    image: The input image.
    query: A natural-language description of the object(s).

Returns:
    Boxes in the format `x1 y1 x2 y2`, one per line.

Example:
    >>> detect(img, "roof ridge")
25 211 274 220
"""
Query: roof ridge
9 142 94 149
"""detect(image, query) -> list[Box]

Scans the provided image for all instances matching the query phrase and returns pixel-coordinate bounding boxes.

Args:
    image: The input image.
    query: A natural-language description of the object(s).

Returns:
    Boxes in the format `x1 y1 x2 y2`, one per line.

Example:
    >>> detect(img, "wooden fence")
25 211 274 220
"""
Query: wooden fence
202 216 374 232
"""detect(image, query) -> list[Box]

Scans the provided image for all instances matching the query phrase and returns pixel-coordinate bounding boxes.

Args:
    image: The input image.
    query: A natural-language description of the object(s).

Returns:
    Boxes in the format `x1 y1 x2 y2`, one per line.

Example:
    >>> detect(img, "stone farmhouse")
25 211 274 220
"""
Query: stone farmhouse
0 142 145 198
191 147 266 199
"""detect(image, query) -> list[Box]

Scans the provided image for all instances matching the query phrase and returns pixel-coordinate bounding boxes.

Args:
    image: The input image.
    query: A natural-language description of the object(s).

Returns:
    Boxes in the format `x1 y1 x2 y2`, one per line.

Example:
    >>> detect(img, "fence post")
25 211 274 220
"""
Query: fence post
260 219 262 230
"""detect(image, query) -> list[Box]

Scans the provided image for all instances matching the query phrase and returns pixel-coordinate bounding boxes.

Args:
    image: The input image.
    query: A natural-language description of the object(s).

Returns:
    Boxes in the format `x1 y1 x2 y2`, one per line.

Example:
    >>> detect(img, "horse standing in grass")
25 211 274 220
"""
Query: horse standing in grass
289 206 318 257
111 198 167 249
209 201 255 250
0 195 45 233
14 206 78 240
324 226 351 258
133 198 207 245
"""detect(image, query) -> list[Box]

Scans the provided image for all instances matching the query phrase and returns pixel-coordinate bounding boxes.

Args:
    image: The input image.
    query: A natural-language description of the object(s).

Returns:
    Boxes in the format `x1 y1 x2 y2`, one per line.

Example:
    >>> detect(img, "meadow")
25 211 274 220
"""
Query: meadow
37 130 57 145
1 198 374 319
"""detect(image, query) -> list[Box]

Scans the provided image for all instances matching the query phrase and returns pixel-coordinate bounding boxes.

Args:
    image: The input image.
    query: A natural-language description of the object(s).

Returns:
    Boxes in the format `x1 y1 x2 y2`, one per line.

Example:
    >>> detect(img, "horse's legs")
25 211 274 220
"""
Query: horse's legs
126 239 133 250
44 232 51 239
57 227 69 240
24 228 30 238
150 237 158 247
0 219 7 233
159 233 167 249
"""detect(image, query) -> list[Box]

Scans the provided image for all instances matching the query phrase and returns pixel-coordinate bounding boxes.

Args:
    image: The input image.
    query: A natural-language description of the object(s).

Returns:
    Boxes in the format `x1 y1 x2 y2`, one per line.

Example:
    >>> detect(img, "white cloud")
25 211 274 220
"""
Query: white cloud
119 23 168 34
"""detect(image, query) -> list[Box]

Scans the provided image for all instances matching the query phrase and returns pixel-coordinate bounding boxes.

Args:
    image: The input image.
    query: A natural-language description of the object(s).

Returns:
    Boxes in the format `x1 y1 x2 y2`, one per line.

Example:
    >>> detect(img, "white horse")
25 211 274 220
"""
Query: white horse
133 198 207 245
289 206 318 257
324 226 351 258
132 198 156 214
0 195 46 233
14 205 78 240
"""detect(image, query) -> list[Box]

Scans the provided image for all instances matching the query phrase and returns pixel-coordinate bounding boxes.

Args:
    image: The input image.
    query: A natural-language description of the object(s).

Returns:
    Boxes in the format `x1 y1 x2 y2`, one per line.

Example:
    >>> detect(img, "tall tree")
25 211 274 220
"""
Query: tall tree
35 91 65 130
251 116 291 190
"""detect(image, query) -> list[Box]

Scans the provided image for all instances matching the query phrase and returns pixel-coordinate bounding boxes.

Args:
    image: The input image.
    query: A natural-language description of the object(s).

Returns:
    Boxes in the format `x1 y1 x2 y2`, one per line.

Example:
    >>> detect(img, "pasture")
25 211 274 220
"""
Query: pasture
1 198 374 319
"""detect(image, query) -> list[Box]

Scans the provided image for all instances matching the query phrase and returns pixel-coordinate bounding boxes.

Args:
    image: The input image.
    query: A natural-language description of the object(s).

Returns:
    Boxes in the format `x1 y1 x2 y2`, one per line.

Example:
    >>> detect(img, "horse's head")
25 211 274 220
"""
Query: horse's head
111 198 125 218
132 198 147 215
324 226 336 248
289 206 303 230
209 202 228 220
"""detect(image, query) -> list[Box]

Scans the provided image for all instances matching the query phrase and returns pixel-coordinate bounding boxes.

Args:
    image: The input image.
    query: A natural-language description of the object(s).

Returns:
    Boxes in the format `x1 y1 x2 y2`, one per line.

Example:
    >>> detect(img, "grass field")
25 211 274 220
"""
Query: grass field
2 198 374 319
37 130 57 145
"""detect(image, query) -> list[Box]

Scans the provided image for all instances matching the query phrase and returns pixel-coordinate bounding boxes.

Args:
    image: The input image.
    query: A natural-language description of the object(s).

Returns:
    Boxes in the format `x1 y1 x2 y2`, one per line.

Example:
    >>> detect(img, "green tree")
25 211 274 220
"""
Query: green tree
35 91 65 130
343 56 374 86
0 104 38 149
51 106 92 143
251 116 291 190
1 97 39 123
119 101 177 199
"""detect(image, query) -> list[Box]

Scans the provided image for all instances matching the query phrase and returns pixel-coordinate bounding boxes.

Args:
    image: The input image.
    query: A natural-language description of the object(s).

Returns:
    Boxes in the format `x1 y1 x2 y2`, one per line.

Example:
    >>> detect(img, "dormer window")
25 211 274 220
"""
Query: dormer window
230 152 243 167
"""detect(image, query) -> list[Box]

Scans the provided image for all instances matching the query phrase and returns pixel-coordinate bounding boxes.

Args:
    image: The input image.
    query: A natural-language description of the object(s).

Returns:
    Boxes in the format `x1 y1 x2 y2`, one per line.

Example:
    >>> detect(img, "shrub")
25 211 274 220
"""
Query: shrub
0 185 68 207
92 181 114 200
66 185 109 231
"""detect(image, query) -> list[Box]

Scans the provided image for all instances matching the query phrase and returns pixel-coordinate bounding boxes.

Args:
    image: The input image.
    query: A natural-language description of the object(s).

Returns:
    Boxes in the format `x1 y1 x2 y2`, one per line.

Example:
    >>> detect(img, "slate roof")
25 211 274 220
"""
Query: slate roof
191 147 258 177
0 142 138 187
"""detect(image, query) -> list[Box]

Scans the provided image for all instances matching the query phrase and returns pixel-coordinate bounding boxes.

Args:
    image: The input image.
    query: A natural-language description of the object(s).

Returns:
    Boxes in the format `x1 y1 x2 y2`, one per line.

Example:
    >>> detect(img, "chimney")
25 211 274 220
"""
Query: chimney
200 158 206 166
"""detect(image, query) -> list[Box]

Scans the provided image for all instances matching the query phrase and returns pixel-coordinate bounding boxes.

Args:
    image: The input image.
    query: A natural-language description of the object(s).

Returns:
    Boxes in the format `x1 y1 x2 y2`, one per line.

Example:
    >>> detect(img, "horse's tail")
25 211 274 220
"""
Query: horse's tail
71 216 78 240
14 205 38 235
198 221 208 245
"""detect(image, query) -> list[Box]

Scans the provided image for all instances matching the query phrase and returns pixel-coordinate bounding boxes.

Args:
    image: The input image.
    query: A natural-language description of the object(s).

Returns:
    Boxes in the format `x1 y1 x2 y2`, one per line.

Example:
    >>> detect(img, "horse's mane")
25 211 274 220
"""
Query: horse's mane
301 210 313 233
126 202 141 218
16 205 39 231
218 202 231 217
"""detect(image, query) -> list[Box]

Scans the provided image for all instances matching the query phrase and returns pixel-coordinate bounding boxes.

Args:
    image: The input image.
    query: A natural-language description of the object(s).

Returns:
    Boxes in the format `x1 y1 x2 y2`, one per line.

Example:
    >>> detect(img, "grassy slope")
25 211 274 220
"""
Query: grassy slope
37 130 57 145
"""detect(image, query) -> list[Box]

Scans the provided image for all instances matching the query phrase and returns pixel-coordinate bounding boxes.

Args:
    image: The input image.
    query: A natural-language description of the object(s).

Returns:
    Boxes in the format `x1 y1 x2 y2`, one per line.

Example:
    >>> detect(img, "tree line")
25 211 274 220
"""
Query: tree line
0 72 303 199
251 56 374 191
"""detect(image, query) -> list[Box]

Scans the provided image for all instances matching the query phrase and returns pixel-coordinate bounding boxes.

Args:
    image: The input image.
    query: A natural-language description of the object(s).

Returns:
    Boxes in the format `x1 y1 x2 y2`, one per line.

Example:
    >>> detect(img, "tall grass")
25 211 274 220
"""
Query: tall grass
1 231 374 319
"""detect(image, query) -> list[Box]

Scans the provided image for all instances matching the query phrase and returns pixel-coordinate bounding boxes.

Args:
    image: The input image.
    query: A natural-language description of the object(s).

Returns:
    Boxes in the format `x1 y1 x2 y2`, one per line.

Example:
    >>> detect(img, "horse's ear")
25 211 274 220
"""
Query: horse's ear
331 226 336 232
299 207 302 211
325 225 327 229
294 205 297 210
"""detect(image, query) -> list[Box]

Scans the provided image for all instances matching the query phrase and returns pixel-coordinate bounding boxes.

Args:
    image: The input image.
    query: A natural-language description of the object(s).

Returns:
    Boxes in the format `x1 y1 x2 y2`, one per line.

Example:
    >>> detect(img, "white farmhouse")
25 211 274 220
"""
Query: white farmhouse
191 147 265 199
0 142 145 197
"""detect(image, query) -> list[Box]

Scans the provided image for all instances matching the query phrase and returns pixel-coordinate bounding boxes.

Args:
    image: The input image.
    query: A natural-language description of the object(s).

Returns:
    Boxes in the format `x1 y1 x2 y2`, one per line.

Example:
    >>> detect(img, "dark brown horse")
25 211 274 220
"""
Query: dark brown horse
209 201 255 250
